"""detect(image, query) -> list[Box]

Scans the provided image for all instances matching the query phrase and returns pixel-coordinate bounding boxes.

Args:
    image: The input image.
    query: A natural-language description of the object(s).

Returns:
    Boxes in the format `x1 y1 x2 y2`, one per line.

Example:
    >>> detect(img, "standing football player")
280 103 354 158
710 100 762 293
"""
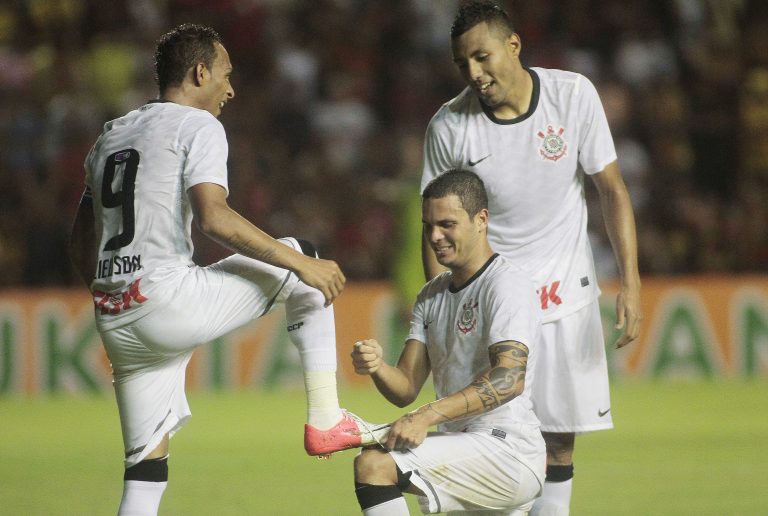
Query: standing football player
420 2 642 514
351 169 546 515
69 24 385 516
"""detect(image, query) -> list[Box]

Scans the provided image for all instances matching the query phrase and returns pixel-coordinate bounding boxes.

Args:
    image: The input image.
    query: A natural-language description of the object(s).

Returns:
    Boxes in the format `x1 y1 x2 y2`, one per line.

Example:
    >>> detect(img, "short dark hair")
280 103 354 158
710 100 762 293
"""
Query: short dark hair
154 24 223 93
422 169 488 218
450 1 514 40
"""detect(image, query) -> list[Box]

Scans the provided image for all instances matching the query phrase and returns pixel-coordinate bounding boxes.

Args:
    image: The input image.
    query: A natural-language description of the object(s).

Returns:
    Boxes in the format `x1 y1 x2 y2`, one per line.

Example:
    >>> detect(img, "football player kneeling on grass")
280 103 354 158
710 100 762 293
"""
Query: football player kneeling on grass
350 169 546 515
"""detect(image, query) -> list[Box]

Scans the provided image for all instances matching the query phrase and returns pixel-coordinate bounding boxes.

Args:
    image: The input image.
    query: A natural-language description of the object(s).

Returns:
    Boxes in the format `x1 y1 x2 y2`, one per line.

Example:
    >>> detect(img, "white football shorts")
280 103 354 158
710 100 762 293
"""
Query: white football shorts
99 238 302 468
528 299 613 433
390 424 546 514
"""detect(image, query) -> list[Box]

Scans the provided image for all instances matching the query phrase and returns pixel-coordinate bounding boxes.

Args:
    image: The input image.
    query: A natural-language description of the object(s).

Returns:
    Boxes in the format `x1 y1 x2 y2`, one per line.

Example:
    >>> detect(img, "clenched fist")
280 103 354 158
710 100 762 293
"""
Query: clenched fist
351 339 384 375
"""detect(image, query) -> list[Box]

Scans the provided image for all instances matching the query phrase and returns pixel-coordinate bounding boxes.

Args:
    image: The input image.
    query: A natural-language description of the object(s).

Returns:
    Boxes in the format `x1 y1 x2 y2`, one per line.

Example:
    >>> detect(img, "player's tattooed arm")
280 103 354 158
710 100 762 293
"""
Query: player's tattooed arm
409 340 528 426
469 341 528 411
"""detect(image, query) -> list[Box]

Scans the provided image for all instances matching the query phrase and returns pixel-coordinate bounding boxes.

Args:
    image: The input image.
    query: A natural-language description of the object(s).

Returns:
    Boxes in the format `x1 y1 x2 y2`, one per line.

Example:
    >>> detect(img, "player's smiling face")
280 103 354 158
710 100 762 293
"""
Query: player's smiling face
202 42 235 117
423 194 487 274
452 22 520 112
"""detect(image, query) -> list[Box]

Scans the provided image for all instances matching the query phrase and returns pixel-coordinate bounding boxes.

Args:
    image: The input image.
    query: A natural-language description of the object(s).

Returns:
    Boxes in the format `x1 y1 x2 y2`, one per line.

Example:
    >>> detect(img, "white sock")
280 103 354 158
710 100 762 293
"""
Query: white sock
304 370 343 429
363 497 410 515
285 280 338 371
284 280 344 428
531 479 572 516
118 480 167 516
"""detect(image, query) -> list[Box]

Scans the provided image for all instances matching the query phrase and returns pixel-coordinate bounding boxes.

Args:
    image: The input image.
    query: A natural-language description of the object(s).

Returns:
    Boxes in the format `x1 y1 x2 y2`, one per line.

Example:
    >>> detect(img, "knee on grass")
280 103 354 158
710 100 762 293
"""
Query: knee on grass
354 451 412 510
354 448 398 485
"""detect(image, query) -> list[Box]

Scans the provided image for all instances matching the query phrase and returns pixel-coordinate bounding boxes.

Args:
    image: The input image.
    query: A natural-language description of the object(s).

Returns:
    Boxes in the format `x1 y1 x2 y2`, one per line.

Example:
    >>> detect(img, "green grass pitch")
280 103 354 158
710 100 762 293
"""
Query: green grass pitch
1 380 767 515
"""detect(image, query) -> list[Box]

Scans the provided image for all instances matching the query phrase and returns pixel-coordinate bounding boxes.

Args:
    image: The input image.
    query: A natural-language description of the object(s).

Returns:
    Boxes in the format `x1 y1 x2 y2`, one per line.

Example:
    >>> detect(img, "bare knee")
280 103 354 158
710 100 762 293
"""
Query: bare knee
542 432 575 465
354 448 398 485
144 434 170 460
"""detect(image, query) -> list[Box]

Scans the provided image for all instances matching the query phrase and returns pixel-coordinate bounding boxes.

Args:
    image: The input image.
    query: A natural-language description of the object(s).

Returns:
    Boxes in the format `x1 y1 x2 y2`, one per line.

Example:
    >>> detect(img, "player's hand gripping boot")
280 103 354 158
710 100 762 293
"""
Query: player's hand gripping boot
304 410 390 457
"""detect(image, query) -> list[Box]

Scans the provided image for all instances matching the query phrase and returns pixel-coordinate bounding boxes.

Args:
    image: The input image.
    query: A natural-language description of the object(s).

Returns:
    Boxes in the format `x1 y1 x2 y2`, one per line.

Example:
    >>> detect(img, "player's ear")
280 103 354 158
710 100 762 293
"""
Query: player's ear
192 62 207 86
506 33 521 58
476 208 489 231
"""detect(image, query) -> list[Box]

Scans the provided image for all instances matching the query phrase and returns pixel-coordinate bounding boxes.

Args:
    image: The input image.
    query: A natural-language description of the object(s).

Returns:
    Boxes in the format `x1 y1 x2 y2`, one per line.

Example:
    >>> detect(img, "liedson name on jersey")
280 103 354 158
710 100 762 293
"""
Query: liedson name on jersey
96 254 143 279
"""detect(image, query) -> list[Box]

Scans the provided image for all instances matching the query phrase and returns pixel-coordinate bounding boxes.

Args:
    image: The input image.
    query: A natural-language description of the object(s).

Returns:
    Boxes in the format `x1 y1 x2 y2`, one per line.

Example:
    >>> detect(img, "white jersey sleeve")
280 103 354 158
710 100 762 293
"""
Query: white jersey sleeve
181 116 230 192
407 271 451 346
574 75 617 174
483 276 540 352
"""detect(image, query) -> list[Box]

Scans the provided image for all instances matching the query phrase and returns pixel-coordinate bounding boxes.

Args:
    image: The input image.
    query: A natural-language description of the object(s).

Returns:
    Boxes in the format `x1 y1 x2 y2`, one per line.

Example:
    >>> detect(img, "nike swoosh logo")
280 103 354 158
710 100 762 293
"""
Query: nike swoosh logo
467 155 491 166
598 408 611 417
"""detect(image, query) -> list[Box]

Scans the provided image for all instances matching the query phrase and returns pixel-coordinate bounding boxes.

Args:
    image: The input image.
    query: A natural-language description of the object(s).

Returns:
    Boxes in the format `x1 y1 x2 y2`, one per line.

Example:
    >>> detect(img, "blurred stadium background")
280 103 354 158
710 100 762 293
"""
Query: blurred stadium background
1 0 767 514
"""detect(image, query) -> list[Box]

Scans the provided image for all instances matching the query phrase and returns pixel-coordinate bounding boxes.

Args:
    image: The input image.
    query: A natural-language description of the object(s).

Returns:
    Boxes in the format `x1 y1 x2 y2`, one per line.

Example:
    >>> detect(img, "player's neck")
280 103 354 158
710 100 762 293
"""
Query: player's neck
160 85 203 111
491 66 533 120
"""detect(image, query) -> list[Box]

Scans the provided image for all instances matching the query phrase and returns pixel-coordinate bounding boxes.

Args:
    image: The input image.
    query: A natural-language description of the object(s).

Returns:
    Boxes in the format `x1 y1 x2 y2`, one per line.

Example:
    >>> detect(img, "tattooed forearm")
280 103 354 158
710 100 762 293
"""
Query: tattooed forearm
412 401 457 423
469 377 501 410
426 403 453 422
467 341 528 413
419 341 529 423
460 390 471 417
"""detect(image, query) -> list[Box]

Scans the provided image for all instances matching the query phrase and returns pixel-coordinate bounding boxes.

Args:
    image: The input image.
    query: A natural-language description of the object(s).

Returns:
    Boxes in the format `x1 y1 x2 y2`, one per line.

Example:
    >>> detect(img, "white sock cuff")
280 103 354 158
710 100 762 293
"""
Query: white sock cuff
531 478 572 516
363 497 409 516
118 480 168 516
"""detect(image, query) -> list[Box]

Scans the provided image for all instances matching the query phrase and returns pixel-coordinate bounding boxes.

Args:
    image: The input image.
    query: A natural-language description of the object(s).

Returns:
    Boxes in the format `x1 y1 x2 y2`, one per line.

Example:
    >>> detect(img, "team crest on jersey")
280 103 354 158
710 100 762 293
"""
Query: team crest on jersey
457 299 479 334
537 125 568 162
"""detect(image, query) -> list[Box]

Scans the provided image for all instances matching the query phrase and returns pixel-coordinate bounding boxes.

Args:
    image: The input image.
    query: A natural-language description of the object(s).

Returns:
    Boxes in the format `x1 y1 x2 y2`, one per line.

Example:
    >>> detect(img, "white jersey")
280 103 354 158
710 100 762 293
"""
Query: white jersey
84 101 229 328
422 68 617 322
407 254 542 433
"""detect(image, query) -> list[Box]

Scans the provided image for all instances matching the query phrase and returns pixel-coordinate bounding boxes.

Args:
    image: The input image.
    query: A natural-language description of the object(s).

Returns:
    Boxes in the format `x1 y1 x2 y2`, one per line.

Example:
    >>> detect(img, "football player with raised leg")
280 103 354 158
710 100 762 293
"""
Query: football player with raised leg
69 24 387 516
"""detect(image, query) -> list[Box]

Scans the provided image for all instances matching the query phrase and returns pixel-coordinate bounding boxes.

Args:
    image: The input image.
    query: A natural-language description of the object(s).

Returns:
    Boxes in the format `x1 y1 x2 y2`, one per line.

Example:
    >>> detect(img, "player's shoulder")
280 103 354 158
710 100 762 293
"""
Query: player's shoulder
486 254 528 278
484 255 537 293
533 67 599 98
153 102 220 128
532 66 585 84
417 271 453 302
482 257 540 314
103 102 218 131
181 108 224 137
89 107 149 160
144 103 225 143
428 87 479 130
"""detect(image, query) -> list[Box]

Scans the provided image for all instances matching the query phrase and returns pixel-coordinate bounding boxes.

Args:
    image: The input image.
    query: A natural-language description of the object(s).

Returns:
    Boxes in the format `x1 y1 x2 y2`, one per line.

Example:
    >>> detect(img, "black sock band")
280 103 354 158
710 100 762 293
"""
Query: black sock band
545 464 574 483
124 456 169 482
354 482 403 510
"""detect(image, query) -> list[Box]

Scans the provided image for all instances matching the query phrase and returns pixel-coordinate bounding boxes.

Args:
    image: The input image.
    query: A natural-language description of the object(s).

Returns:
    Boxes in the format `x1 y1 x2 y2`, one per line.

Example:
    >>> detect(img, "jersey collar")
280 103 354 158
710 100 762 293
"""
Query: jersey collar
479 68 540 125
449 253 500 293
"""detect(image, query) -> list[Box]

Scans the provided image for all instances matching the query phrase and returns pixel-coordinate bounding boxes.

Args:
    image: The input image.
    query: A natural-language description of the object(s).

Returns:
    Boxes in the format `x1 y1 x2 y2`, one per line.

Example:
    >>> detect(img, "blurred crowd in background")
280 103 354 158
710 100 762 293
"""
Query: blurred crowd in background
0 0 767 291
